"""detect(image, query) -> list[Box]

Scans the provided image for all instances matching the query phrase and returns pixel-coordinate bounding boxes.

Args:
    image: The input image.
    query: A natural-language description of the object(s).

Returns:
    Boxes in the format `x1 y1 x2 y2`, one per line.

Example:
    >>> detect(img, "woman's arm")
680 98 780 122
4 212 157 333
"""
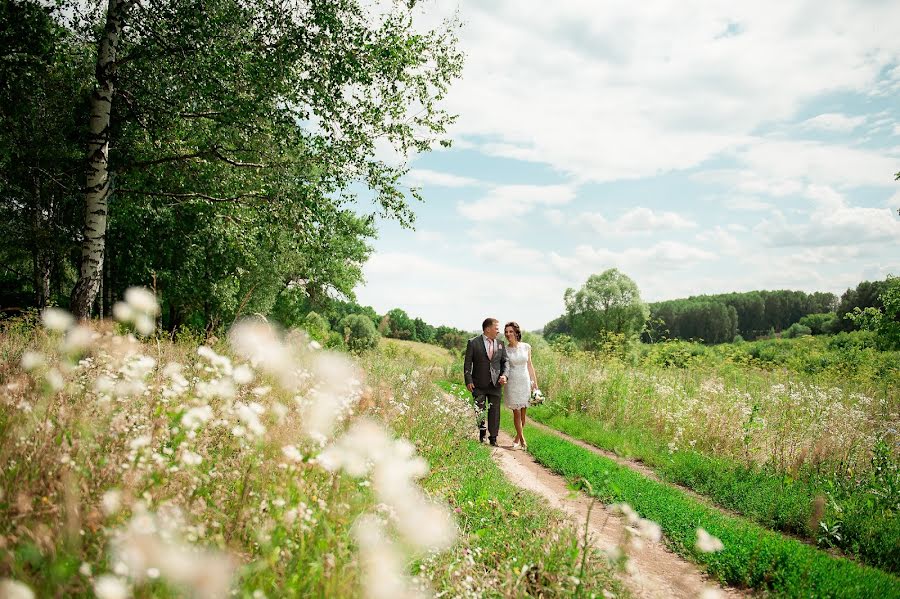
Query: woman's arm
526 345 538 389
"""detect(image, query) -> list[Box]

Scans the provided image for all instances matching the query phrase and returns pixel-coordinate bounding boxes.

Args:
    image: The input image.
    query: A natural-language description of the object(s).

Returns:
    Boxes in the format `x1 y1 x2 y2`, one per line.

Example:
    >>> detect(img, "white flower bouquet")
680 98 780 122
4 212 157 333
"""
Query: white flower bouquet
530 388 544 405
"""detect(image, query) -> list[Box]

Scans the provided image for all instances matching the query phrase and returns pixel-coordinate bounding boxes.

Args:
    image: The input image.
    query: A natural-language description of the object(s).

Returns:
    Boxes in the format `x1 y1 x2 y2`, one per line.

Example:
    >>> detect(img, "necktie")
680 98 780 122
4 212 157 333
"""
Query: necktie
487 339 494 360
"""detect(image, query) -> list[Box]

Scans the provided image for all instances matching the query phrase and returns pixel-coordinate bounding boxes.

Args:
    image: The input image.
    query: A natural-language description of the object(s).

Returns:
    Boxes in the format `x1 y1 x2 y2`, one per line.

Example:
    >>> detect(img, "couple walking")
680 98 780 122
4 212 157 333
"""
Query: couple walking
463 318 538 448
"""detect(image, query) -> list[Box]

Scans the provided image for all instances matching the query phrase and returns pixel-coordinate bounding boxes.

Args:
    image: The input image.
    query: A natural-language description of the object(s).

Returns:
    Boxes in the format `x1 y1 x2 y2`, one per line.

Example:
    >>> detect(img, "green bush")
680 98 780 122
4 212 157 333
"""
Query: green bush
339 314 380 352
784 323 812 338
303 311 330 342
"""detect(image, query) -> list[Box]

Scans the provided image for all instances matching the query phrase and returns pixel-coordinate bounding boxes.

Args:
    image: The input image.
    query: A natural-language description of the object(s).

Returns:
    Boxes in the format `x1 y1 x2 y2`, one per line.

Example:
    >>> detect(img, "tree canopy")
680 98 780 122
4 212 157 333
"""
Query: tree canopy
0 0 463 330
563 269 649 346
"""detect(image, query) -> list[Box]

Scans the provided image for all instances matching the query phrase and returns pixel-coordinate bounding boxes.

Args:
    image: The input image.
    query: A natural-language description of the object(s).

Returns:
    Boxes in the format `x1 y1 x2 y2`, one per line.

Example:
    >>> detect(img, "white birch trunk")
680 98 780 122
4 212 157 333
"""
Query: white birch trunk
71 0 125 318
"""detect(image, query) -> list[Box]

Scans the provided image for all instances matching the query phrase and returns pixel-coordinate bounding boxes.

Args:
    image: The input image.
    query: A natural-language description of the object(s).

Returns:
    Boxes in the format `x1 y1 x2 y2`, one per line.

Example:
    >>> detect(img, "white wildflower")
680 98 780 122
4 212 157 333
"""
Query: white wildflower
21 351 44 371
93 575 129 599
181 450 202 466
62 325 94 353
102 490 123 516
112 302 134 323
134 314 155 336
0 579 35 599
232 364 254 385
182 405 214 430
124 287 160 316
45 368 65 391
109 507 234 598
281 445 303 462
42 307 74 332
79 562 92 577
696 528 724 553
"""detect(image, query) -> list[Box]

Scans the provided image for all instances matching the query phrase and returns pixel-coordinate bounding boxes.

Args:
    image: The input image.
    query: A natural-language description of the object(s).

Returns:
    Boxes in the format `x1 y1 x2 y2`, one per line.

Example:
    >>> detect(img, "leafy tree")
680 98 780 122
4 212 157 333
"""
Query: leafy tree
61 0 463 317
837 279 890 332
542 314 571 340
384 308 416 340
798 312 839 335
0 0 90 310
413 317 435 344
340 313 379 353
845 276 900 350
564 269 649 347
302 311 330 343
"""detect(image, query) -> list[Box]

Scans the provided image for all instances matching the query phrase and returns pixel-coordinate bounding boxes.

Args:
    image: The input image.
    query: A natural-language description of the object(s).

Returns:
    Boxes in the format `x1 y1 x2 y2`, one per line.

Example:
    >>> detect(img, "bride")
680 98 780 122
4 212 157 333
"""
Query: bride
503 321 538 449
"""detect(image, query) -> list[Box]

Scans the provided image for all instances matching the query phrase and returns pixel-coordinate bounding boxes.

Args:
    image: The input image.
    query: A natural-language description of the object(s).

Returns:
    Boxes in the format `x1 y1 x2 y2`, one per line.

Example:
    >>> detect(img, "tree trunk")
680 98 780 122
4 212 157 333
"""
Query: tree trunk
31 178 51 308
71 0 126 319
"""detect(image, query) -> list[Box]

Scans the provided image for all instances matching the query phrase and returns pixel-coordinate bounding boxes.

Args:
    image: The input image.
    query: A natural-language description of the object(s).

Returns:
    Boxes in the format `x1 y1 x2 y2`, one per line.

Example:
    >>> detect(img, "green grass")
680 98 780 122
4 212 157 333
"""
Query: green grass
526 407 900 574
417 434 625 598
500 415 900 598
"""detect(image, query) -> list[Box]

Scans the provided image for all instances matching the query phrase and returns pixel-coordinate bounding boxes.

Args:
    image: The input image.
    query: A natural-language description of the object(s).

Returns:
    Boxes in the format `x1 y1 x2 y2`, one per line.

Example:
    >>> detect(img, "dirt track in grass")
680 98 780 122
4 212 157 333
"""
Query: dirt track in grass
491 429 749 599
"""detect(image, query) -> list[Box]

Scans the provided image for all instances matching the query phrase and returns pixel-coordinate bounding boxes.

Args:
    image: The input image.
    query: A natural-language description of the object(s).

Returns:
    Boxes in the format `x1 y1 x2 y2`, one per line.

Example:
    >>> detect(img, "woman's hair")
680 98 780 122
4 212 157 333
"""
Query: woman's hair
504 321 522 341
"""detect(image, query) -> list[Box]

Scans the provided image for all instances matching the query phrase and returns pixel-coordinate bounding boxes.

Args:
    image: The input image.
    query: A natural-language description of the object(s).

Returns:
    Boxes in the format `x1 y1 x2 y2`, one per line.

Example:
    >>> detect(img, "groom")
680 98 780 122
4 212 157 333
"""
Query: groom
464 317 509 446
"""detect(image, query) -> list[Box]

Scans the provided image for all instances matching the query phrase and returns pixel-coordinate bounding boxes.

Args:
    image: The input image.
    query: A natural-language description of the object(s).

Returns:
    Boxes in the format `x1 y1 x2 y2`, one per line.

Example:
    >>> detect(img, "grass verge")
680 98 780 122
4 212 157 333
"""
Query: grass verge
505 417 900 597
526 406 899 574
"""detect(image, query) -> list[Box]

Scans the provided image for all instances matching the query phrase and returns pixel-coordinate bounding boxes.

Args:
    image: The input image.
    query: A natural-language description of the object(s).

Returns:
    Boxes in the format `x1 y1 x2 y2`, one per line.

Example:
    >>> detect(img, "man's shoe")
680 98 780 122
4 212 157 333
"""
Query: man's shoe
489 439 498 447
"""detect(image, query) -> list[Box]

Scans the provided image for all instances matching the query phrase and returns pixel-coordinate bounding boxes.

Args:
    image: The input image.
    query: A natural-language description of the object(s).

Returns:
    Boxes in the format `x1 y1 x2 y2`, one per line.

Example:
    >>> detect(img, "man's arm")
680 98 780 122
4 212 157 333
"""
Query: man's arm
498 344 509 379
463 339 475 391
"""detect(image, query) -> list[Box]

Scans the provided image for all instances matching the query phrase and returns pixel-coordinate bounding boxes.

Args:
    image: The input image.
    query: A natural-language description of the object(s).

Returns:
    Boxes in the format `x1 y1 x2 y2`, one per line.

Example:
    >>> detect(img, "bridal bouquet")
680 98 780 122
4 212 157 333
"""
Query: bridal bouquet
530 388 544 405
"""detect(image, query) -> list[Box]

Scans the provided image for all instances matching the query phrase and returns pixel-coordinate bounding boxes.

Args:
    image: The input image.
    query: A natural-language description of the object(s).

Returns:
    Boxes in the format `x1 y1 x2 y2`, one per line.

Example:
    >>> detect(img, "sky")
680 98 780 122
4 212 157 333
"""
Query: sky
354 0 900 332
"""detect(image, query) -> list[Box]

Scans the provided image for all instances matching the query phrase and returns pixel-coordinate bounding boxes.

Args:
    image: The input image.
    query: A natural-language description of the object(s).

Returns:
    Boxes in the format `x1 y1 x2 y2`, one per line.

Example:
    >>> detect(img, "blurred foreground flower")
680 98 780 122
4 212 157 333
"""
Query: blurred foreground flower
113 287 160 336
696 528 724 553
0 579 35 599
106 505 235 598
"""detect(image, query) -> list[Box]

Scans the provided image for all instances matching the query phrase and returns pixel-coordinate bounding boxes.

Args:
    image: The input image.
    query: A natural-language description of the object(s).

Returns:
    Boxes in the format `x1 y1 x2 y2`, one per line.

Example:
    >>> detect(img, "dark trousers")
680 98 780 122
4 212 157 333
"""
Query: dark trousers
474 393 501 442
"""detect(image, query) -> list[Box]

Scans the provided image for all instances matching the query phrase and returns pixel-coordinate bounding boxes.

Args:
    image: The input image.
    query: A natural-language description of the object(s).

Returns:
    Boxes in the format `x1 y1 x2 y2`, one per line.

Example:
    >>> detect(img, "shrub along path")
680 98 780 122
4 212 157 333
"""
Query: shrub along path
491 426 744 599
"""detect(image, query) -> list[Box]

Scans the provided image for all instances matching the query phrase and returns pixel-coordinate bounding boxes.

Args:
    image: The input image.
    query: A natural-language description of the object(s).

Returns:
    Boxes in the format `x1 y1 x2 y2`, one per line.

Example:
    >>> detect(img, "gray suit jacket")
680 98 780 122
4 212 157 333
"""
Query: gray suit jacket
463 335 509 397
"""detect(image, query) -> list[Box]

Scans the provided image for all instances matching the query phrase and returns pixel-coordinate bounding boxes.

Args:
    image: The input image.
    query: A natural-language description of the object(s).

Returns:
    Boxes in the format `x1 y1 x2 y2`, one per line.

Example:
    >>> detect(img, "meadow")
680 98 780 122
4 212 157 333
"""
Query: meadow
515 335 899 573
0 299 622 598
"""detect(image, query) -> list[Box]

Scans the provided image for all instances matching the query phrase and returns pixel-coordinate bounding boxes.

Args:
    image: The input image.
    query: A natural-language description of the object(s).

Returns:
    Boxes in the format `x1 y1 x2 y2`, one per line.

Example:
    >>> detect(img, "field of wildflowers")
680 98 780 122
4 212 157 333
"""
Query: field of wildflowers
0 291 621 598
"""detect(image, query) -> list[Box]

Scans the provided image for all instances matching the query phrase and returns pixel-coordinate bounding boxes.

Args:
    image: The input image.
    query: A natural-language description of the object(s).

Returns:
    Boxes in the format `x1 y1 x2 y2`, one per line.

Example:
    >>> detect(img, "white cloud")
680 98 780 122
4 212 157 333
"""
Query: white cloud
546 209 566 226
426 0 900 182
759 206 900 247
580 207 697 234
357 251 567 329
886 190 900 211
550 241 716 281
800 113 866 132
696 226 743 256
723 195 774 212
457 184 576 220
471 239 546 267
406 168 480 188
734 139 899 189
894 124 900 136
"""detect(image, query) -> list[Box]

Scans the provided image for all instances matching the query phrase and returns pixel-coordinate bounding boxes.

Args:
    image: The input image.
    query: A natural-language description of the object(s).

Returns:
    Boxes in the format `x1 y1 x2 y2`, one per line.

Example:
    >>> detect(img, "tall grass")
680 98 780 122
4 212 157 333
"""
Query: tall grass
529 344 899 571
0 308 620 598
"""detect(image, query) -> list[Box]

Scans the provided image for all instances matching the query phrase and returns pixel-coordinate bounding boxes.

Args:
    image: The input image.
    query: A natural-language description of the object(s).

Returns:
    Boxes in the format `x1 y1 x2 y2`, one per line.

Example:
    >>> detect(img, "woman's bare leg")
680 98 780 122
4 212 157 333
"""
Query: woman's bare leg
521 407 528 446
512 409 523 444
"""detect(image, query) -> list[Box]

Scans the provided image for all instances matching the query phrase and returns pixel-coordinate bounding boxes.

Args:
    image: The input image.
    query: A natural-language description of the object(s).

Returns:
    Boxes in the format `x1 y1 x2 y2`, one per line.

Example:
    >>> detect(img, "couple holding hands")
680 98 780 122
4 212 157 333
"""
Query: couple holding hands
463 318 538 449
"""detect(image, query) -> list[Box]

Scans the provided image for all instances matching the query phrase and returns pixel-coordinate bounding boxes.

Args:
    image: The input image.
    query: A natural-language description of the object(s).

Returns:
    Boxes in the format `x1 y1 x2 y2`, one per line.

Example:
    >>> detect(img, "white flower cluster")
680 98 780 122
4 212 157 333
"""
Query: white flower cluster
105 504 234 599
113 287 160 336
319 418 457 598
612 502 662 550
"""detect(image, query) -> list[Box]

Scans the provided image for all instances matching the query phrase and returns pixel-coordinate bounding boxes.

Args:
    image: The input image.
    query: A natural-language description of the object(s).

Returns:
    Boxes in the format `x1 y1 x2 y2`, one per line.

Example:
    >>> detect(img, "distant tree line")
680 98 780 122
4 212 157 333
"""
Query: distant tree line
268 288 470 353
543 277 897 345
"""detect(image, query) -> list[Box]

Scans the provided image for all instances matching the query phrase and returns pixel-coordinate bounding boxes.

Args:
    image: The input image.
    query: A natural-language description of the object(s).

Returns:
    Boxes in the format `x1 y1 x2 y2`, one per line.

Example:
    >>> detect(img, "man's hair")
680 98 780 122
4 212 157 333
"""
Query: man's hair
482 317 498 331
504 321 522 341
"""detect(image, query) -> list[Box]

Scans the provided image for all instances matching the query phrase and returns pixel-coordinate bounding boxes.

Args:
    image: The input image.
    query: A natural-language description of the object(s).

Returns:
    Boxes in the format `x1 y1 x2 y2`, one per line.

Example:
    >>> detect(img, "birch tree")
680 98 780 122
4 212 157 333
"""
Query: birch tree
66 0 462 318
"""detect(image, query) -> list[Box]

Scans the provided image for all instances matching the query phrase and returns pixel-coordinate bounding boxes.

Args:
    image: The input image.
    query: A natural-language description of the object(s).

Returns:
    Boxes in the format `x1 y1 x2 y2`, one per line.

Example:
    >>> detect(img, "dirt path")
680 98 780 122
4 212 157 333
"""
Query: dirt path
492 430 748 599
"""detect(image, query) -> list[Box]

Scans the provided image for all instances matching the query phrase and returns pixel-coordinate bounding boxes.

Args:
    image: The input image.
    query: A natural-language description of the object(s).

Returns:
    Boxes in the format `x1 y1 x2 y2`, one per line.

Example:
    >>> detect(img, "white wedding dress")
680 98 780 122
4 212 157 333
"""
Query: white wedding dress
504 342 532 409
